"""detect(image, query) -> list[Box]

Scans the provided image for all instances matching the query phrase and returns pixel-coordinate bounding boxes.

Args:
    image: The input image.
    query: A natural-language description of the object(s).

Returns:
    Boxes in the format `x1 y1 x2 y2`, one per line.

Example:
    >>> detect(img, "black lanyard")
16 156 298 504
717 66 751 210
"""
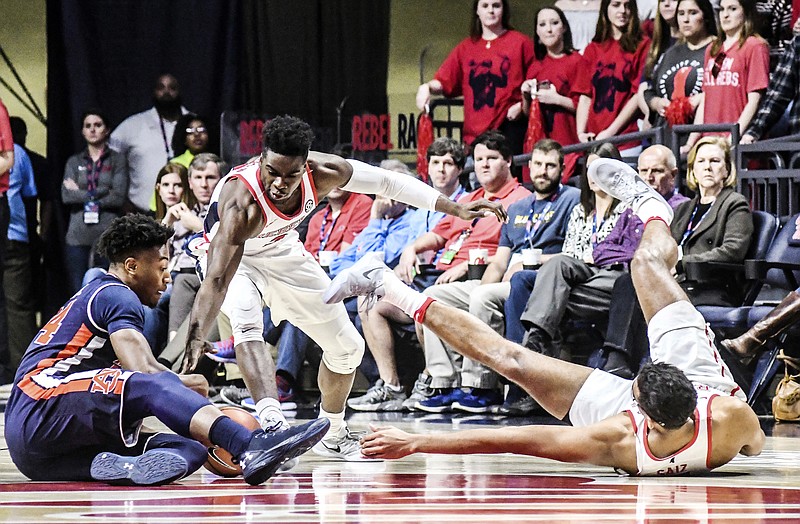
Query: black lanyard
158 115 172 161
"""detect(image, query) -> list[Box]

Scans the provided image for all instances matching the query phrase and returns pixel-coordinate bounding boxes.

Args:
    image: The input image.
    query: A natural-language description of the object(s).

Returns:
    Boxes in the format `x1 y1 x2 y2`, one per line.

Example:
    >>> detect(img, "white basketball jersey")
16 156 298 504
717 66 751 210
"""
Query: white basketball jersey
202 157 319 256
626 387 719 476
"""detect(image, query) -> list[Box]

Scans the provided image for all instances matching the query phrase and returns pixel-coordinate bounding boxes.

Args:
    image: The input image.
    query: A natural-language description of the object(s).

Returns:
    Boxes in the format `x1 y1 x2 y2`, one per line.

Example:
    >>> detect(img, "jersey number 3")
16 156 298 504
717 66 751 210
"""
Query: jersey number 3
34 299 76 345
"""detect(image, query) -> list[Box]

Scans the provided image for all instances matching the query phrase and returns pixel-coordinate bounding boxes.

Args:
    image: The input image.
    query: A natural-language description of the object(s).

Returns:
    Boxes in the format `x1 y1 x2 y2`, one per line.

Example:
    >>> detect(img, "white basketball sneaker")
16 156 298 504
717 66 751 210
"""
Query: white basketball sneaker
311 424 383 462
323 253 387 305
588 158 673 224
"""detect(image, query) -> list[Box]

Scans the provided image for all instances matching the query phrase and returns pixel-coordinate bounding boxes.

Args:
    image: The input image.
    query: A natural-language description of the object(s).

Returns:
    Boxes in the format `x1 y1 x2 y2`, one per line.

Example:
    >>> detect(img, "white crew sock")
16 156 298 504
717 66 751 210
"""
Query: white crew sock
256 397 288 432
382 271 428 318
636 198 673 225
319 407 345 440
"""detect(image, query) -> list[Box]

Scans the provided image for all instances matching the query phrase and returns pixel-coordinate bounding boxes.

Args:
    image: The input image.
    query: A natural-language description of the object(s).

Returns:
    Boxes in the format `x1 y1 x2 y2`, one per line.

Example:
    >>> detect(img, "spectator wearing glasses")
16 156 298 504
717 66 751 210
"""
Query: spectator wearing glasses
170 114 213 169
685 0 768 152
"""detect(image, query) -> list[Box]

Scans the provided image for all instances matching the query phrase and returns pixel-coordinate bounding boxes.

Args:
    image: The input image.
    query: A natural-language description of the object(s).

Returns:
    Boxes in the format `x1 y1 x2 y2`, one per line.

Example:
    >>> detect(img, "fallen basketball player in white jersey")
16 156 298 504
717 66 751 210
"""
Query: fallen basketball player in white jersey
324 158 765 475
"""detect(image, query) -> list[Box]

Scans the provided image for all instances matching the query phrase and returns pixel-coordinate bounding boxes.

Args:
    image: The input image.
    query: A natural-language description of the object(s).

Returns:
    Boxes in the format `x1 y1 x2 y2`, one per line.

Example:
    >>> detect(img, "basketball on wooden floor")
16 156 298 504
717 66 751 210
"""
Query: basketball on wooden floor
203 405 260 477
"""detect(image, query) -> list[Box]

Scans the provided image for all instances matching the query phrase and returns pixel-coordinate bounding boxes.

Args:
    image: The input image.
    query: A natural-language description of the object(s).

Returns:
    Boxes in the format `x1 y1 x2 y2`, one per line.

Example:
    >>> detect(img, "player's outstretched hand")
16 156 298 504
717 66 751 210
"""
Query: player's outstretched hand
360 424 417 459
457 198 508 223
181 337 213 374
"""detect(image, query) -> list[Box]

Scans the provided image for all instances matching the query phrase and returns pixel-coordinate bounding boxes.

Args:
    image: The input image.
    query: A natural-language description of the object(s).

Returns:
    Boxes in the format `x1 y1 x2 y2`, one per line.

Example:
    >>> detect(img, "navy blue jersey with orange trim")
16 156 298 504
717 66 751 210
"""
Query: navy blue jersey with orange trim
14 273 144 400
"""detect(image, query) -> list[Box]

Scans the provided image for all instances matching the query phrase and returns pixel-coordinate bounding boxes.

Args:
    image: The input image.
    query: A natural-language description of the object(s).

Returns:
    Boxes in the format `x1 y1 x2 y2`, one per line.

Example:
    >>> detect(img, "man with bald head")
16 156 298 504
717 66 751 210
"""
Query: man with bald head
110 74 190 213
636 145 688 208
601 145 688 378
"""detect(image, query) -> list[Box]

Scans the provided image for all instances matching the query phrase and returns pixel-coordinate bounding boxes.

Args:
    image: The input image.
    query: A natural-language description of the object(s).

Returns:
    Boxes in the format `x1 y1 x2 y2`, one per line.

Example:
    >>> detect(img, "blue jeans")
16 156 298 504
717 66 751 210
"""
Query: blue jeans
504 270 538 344
66 245 108 295
143 283 172 356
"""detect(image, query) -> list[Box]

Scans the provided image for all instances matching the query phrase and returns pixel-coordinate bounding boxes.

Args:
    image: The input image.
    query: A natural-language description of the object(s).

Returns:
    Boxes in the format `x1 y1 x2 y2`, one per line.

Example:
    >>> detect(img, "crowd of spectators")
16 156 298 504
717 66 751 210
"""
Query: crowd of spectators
1 0 799 423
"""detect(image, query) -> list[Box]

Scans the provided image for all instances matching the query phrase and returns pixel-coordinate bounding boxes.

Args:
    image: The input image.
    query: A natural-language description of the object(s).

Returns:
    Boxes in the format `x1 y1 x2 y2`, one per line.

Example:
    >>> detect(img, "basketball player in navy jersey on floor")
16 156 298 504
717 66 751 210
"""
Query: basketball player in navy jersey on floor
4 215 329 486
326 159 764 475
181 116 505 460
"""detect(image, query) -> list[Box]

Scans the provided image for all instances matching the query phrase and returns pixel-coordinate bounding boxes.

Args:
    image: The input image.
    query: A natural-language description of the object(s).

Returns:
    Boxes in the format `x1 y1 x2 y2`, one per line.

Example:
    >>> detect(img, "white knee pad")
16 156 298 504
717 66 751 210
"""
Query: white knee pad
221 277 265 346
318 316 365 375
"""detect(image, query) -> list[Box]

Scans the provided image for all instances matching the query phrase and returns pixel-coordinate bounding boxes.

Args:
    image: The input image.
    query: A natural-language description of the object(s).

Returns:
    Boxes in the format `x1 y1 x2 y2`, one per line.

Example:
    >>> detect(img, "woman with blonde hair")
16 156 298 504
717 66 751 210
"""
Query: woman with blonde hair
671 136 753 305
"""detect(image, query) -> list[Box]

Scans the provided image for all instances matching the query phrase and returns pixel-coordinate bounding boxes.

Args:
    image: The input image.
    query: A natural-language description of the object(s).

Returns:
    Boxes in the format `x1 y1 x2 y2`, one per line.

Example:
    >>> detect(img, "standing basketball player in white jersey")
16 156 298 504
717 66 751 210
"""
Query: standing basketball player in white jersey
328 159 764 474
181 116 505 460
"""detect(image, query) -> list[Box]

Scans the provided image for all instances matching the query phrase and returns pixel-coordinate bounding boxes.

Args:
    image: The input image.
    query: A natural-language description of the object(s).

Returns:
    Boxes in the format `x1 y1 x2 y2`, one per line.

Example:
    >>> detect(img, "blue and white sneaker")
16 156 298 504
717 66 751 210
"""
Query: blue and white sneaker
414 388 469 413
90 449 189 486
452 388 503 414
238 418 330 485
207 336 236 364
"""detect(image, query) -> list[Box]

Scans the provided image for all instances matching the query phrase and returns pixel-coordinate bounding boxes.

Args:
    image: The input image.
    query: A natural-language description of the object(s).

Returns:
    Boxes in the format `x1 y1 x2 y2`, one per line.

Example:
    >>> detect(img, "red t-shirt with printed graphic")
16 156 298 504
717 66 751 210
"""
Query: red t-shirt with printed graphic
573 37 650 143
435 30 535 146
525 52 583 147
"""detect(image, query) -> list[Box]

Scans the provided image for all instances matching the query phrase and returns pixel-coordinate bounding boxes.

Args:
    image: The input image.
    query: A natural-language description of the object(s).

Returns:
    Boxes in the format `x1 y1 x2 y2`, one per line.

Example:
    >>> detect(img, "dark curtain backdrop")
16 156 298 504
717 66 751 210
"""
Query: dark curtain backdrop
46 0 241 314
239 0 390 149
47 0 240 177
44 0 390 311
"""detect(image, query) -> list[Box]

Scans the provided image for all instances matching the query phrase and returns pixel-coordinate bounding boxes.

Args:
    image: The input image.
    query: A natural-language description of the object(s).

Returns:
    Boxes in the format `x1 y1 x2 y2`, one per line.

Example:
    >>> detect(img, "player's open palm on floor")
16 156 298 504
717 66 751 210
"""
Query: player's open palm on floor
360 424 417 459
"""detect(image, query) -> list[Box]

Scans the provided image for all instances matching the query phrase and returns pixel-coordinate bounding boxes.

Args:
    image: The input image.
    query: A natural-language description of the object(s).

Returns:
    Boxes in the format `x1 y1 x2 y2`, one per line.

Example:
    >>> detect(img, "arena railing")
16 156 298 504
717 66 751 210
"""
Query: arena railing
736 133 800 216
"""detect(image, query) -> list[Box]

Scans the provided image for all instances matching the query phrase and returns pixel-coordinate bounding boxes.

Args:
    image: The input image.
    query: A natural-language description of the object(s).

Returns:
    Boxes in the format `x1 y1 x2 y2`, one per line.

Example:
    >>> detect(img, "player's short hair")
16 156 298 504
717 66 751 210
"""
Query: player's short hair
261 115 315 158
427 137 466 169
636 362 697 430
472 130 512 161
97 214 174 263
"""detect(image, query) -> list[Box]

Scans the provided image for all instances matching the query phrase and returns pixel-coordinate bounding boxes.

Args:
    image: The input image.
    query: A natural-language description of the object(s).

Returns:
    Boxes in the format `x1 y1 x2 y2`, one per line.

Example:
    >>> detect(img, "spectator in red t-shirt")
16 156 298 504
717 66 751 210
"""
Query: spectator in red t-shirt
685 0 769 152
521 6 583 181
304 189 373 259
574 0 651 153
416 0 534 154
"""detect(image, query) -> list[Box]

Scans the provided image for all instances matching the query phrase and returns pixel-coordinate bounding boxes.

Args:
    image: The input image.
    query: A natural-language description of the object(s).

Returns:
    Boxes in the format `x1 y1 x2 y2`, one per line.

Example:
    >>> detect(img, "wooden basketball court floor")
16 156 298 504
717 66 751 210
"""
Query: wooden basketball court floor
1 410 799 523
